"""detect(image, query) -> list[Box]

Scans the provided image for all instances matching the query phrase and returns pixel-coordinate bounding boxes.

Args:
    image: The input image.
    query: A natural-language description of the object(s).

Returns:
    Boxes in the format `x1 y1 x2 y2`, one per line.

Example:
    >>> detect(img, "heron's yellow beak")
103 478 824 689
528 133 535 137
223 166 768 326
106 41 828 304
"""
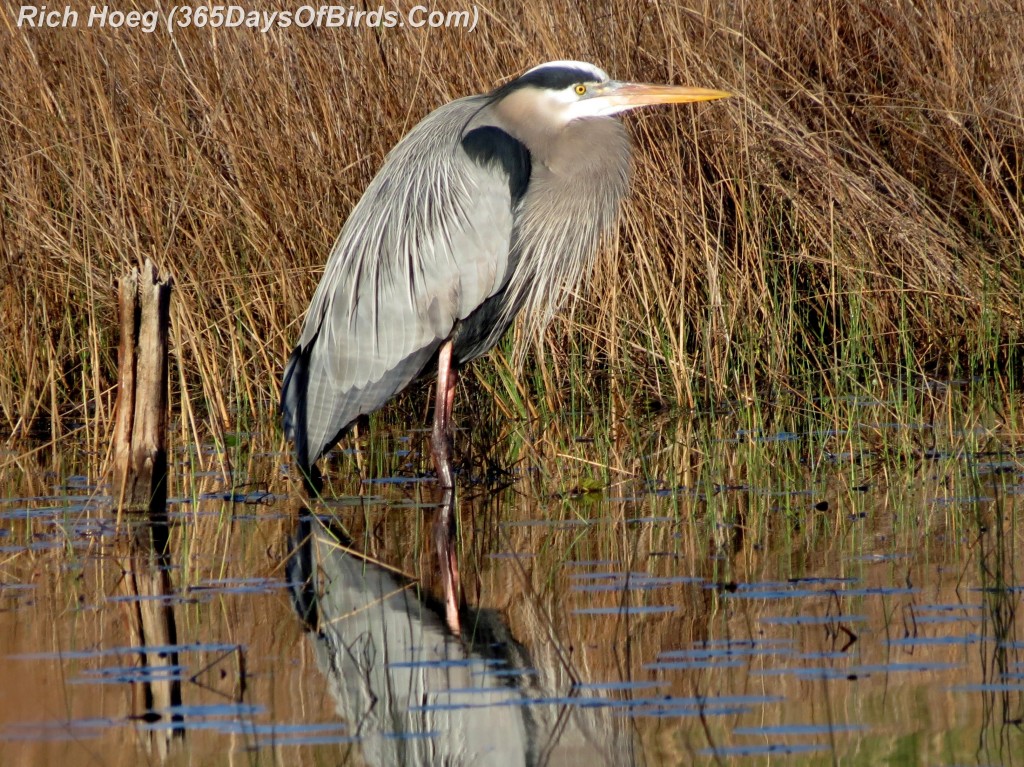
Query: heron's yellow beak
606 82 732 109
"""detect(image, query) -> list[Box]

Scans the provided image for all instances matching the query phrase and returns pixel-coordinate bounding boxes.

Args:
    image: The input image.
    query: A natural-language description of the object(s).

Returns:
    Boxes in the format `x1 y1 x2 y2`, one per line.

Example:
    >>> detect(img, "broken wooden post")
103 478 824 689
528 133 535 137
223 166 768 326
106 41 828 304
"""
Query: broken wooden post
112 259 172 513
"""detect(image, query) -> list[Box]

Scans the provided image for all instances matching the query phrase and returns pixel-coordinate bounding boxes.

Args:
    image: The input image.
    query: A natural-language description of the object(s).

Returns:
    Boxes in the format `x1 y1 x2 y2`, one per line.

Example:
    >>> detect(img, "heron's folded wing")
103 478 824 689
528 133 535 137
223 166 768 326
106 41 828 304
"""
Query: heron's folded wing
282 97 529 466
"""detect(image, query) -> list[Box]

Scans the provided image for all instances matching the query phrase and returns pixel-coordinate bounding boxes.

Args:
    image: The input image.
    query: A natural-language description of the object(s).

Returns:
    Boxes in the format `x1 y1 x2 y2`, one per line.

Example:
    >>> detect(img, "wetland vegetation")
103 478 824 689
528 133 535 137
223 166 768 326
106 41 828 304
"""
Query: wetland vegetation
1 0 1023 764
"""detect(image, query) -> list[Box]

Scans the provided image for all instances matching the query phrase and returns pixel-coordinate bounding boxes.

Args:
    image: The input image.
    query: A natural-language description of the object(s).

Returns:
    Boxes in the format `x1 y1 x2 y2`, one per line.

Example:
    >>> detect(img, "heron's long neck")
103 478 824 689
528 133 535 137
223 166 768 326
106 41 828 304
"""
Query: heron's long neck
501 118 631 336
490 91 630 187
539 118 630 217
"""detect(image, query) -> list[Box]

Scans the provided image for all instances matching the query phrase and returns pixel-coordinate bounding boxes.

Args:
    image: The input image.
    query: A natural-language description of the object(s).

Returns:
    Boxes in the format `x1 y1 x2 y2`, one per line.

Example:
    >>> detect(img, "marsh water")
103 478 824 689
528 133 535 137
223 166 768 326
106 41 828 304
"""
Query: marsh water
2 385 1023 765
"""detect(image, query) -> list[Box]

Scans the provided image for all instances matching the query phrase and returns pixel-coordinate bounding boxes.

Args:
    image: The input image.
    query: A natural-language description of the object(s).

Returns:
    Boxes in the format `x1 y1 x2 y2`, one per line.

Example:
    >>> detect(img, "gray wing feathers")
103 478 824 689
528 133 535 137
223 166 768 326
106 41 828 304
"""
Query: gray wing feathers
284 97 517 466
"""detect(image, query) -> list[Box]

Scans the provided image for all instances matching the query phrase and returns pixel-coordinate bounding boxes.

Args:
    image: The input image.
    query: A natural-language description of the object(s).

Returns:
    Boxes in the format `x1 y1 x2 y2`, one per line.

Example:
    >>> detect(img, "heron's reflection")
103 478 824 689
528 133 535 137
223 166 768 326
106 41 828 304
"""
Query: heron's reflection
434 486 460 632
285 497 631 766
286 503 534 763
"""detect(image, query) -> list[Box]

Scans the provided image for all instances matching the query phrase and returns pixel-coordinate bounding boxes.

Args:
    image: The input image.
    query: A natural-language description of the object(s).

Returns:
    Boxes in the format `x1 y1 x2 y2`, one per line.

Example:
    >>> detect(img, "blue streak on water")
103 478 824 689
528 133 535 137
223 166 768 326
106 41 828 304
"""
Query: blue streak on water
74 665 188 684
243 720 352 733
853 662 961 673
0 505 92 520
973 586 1024 594
626 705 752 718
0 583 35 592
1 494 104 505
1 541 64 553
570 571 651 581
160 703 264 717
12 642 241 660
149 721 351 740
760 615 867 626
197 491 276 504
321 497 387 508
719 588 823 600
571 681 668 692
361 476 433 485
657 646 794 660
754 668 852 680
643 660 745 671
106 594 195 605
730 430 804 444
949 683 1024 692
931 495 996 506
572 575 704 593
441 686 528 695
503 518 601 528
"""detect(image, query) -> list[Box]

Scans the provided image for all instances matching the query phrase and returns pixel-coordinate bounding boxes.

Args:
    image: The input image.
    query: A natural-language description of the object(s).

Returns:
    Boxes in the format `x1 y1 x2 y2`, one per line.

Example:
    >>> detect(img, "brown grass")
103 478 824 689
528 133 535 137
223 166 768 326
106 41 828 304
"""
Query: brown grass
1 0 1022 444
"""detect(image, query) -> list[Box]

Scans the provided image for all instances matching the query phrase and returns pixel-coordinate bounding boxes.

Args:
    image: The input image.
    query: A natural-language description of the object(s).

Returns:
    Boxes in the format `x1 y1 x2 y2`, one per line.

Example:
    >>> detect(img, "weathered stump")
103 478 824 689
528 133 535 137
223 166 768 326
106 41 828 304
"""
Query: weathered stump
112 260 172 513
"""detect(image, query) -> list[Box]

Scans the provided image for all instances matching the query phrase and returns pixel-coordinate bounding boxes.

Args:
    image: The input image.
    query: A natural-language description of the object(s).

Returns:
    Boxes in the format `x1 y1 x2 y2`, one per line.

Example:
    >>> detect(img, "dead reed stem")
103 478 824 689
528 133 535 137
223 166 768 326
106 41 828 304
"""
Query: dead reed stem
1 0 1021 439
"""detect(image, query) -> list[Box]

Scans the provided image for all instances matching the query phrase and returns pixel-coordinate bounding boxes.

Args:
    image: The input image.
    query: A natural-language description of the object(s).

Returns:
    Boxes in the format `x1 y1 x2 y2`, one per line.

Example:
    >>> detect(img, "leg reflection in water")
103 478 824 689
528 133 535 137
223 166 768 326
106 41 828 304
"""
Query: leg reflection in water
434 487 461 633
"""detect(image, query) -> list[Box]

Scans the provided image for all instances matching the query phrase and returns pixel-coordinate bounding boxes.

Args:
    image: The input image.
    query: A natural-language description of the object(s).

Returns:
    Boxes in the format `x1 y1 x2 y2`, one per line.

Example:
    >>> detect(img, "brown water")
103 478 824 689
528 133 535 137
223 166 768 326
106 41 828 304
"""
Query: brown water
2 395 1023 765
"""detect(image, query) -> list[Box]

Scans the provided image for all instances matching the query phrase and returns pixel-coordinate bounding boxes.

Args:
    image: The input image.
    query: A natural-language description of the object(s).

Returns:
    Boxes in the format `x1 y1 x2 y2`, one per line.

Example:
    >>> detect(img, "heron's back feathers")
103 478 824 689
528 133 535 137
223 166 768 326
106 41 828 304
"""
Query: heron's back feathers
282 97 524 468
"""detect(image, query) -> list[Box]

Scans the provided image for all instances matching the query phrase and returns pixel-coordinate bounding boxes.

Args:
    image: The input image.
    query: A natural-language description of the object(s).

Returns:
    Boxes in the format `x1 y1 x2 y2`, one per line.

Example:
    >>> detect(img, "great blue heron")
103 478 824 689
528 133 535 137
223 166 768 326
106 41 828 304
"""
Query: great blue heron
282 61 728 492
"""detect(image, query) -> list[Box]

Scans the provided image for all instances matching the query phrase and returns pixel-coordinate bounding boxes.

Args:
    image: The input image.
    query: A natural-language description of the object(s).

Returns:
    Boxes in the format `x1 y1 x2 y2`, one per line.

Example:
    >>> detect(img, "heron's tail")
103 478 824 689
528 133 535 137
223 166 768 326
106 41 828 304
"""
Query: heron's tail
281 346 322 496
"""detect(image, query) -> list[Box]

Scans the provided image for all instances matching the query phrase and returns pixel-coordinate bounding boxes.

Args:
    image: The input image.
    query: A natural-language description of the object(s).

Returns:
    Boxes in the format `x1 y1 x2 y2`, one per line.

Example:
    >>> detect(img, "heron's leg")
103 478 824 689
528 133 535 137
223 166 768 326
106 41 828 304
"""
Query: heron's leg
444 358 458 432
431 342 461 631
431 340 457 488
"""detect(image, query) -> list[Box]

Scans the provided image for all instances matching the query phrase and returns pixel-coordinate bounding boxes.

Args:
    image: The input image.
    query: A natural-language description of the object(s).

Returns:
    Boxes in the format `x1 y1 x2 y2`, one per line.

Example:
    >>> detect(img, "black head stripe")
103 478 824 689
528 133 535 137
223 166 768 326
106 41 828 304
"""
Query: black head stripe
491 66 604 98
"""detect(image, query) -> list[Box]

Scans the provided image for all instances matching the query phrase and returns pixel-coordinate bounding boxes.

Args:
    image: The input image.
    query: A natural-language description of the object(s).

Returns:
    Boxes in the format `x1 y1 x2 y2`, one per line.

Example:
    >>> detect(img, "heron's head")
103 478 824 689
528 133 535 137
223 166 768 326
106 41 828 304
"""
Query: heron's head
492 60 730 128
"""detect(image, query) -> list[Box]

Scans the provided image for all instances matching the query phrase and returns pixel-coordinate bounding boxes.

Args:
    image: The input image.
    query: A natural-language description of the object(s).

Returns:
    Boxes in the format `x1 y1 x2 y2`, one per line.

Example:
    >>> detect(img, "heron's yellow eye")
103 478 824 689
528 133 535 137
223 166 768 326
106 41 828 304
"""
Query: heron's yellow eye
574 84 587 96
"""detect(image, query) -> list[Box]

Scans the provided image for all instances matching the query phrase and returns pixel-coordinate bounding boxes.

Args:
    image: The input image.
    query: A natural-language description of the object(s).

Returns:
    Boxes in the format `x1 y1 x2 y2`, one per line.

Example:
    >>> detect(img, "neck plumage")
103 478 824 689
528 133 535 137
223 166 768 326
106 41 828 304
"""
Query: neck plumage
503 115 632 337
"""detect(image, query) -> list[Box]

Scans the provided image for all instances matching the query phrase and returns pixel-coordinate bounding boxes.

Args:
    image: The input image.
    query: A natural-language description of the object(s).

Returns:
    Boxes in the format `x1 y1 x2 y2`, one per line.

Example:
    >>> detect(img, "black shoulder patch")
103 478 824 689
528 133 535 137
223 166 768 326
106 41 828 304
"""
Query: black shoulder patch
461 126 532 203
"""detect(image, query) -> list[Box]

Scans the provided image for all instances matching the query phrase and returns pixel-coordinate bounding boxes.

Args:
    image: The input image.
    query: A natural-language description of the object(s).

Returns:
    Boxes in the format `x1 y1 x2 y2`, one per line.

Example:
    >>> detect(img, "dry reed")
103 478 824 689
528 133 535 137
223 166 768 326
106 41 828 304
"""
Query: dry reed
1 0 1021 445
